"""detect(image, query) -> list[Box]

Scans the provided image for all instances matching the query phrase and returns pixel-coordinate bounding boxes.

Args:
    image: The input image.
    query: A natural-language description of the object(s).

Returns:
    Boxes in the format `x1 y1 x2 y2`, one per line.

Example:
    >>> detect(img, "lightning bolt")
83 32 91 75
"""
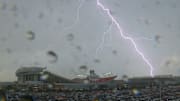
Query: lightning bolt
96 0 154 77
96 28 153 57
95 21 113 57
134 36 153 41
126 33 154 41
63 0 85 31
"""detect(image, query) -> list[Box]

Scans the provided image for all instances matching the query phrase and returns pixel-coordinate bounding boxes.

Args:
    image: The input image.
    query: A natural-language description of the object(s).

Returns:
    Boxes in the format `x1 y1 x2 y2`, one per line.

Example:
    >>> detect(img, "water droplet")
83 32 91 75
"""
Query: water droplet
141 4 146 9
114 2 121 8
33 62 40 65
6 48 12 54
1 3 7 10
144 19 151 25
76 45 82 51
122 75 128 82
136 17 144 23
171 3 177 8
79 65 88 70
57 18 63 24
154 35 161 43
155 0 161 6
47 51 58 63
112 50 117 55
94 59 100 63
67 33 74 41
0 37 7 42
14 22 19 28
79 65 88 74
26 30 35 40
38 12 44 19
165 60 171 67
167 23 172 29
11 4 17 12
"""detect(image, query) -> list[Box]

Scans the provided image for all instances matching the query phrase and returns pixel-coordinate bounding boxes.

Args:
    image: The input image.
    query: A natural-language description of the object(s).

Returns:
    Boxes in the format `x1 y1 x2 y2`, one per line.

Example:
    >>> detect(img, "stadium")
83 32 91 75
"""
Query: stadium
0 66 180 100
15 67 73 84
14 67 119 90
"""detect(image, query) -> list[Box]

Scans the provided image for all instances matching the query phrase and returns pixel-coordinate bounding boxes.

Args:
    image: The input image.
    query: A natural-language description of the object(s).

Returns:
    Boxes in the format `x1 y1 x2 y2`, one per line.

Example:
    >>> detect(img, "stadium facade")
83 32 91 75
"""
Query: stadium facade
13 66 119 90
127 75 180 88
15 67 74 84
16 67 44 83
1 66 180 90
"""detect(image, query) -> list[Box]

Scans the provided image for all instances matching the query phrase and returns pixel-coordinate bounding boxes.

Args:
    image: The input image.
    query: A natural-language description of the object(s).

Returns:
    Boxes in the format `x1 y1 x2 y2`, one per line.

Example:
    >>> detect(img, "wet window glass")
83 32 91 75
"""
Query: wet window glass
0 0 180 100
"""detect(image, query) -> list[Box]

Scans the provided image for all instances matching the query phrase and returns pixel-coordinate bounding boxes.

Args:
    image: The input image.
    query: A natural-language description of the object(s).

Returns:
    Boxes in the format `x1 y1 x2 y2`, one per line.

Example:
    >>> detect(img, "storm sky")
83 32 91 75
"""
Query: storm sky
0 0 180 81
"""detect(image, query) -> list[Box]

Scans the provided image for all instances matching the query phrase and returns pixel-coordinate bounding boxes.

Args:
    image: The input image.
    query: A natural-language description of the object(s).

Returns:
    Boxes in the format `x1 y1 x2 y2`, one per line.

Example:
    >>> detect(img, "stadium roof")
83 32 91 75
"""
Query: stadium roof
16 67 46 75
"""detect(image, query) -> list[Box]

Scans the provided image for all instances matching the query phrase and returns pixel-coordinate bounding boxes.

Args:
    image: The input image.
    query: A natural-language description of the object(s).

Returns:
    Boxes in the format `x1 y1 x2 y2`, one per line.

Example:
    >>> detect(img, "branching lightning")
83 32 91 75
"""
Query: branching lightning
96 0 154 77
95 21 113 57
134 36 153 41
126 33 154 41
63 0 85 31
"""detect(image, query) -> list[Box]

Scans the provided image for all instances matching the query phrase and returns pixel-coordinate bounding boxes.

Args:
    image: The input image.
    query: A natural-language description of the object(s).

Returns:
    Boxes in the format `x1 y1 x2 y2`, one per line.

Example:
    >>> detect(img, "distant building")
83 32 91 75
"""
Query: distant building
16 67 73 84
16 67 45 83
128 75 180 88
2 67 179 90
87 70 117 83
